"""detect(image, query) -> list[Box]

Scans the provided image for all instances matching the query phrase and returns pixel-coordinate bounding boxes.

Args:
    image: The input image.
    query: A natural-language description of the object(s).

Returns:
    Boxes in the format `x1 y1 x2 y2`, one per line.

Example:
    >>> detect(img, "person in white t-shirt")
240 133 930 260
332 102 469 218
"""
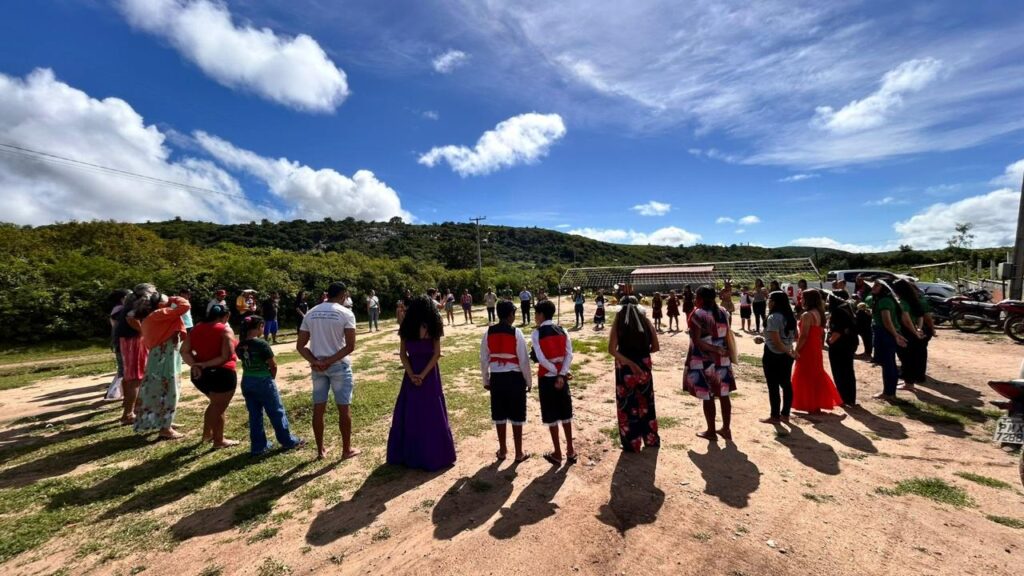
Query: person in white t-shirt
297 281 359 460
366 289 380 332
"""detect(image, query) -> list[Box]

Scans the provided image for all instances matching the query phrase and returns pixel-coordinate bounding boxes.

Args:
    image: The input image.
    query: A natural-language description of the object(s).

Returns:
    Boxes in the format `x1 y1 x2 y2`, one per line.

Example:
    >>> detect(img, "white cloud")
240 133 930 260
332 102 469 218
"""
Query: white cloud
789 236 892 253
864 196 908 206
195 132 410 223
432 50 469 73
0 68 258 225
418 112 566 176
688 147 742 164
735 229 746 234
569 226 701 246
738 215 761 225
119 0 348 112
631 200 671 216
779 173 818 182
555 223 571 229
990 157 1024 188
450 2 1024 168
422 110 440 120
892 187 1017 249
715 217 734 224
814 59 943 134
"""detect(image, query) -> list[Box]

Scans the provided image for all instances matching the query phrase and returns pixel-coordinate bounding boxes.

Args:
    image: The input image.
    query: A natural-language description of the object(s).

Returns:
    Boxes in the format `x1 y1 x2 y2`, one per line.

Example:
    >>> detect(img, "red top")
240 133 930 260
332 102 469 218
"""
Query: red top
189 321 237 370
486 324 519 366
536 324 567 377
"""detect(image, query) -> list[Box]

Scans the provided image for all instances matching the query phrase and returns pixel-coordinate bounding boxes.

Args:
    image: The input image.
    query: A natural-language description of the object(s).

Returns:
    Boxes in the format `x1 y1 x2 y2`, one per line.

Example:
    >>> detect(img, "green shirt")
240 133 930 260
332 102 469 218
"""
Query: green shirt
871 295 898 328
236 338 274 377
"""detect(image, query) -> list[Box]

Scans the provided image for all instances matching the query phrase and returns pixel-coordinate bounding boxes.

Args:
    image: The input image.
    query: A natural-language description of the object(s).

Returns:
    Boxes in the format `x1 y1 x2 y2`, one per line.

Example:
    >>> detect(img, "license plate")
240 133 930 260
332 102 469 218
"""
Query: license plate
993 416 1024 445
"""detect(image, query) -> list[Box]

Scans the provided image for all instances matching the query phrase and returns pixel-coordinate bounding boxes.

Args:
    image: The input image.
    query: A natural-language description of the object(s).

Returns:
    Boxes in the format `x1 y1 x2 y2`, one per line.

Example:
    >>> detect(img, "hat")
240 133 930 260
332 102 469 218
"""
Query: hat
215 289 227 297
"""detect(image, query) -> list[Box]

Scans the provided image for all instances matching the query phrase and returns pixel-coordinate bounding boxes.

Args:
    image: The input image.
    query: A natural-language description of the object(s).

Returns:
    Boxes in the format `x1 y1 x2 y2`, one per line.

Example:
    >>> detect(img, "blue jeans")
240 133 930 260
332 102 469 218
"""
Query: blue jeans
873 326 899 395
369 308 379 331
311 362 354 404
241 375 301 455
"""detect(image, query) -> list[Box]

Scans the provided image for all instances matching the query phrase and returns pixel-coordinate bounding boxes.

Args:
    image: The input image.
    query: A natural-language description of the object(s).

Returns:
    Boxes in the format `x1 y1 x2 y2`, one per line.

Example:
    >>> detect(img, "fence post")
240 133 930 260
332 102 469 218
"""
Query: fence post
991 260 997 280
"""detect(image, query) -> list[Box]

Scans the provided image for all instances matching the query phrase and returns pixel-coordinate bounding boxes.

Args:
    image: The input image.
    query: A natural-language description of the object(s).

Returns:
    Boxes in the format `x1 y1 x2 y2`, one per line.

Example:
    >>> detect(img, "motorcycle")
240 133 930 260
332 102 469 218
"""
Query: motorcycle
925 288 990 326
949 291 1004 333
1001 300 1024 343
987 363 1024 487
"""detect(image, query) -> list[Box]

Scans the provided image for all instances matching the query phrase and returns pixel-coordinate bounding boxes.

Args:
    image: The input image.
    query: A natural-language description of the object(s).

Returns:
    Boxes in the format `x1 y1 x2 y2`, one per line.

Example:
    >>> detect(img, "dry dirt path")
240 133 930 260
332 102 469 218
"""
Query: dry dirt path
2 297 1023 576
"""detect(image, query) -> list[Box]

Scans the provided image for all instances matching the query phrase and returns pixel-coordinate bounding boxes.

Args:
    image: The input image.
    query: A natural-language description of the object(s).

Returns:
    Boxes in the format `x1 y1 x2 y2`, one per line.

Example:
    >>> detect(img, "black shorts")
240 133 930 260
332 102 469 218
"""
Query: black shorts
489 371 528 425
192 367 237 395
538 375 573 426
740 306 752 319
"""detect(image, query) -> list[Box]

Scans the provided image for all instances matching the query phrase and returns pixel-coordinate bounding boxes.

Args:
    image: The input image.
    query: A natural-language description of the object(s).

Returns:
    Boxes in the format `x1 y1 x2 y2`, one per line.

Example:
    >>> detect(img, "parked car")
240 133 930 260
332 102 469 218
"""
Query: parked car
781 269 916 305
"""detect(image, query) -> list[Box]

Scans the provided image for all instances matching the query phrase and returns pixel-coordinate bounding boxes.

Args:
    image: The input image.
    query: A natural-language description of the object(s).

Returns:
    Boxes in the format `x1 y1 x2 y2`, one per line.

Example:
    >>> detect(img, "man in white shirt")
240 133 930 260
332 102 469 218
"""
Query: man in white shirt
366 289 380 332
519 287 533 326
297 281 359 460
480 301 533 462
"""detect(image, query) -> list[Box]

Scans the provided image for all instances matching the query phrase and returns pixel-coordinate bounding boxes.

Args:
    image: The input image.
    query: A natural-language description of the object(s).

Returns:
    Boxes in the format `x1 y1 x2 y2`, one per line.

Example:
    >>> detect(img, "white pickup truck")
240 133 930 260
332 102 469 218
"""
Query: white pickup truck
782 269 916 304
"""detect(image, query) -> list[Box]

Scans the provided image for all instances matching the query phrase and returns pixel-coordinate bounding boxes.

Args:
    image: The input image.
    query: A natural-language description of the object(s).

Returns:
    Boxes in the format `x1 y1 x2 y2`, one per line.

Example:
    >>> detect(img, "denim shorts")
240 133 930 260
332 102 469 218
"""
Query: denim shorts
311 361 354 405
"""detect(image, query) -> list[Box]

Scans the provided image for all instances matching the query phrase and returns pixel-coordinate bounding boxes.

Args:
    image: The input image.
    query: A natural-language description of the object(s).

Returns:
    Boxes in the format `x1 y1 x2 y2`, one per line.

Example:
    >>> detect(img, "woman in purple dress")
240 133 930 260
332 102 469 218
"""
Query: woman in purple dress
386 295 457 471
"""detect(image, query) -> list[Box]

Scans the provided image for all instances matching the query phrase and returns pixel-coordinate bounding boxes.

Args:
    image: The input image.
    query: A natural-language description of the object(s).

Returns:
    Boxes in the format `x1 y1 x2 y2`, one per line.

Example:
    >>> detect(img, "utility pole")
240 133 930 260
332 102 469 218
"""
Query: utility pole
1012 172 1024 300
470 216 486 283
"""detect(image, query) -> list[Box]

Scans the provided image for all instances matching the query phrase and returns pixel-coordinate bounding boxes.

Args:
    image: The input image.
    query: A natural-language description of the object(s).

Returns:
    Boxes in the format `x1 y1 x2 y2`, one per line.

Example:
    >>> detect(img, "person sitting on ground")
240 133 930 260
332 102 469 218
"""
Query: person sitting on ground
481 300 533 462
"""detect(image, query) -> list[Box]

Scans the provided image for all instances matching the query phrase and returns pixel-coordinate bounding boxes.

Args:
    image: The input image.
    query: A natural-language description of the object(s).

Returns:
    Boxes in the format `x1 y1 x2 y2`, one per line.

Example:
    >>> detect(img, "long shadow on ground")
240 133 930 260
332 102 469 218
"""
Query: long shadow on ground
432 461 519 540
0 432 148 489
688 441 761 508
489 463 570 539
812 416 878 454
774 422 841 475
596 447 665 534
306 464 441 546
172 460 336 540
844 405 908 440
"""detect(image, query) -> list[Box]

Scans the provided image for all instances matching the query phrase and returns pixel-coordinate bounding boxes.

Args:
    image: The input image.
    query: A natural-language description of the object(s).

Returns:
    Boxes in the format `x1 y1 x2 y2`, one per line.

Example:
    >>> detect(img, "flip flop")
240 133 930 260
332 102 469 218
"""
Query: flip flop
514 453 532 463
566 453 579 465
543 453 563 466
495 450 508 461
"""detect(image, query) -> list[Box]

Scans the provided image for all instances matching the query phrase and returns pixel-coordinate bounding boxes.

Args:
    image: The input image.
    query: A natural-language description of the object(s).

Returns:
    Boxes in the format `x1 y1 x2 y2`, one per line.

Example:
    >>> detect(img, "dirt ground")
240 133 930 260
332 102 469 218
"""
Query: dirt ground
2 296 1023 576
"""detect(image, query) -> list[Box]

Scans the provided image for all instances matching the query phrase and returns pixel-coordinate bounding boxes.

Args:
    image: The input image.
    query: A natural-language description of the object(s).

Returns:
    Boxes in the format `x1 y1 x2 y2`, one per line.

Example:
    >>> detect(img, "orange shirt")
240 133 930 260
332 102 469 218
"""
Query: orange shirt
142 296 190 349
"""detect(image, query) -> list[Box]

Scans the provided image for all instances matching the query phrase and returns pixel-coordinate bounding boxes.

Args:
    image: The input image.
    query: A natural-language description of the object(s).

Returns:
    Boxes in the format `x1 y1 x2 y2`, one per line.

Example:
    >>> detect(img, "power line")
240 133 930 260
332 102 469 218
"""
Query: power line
0 141 250 201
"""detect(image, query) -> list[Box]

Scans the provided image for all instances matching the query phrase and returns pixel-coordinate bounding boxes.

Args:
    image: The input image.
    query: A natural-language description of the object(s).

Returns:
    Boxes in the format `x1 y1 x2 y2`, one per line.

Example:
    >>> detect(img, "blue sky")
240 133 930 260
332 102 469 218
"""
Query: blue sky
1 0 1022 251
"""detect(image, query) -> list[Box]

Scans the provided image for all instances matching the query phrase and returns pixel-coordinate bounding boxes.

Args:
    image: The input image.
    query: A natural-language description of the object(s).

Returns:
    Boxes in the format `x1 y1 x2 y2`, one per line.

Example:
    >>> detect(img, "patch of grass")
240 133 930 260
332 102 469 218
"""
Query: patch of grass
802 492 836 504
692 531 712 542
415 499 435 511
880 399 988 427
0 338 111 366
737 354 762 367
0 358 116 391
371 526 391 542
246 526 280 544
658 416 680 429
875 477 975 508
986 515 1024 529
599 426 620 446
954 472 1012 490
256 558 291 576
840 451 869 461
571 371 597 390
198 566 224 576
571 338 612 359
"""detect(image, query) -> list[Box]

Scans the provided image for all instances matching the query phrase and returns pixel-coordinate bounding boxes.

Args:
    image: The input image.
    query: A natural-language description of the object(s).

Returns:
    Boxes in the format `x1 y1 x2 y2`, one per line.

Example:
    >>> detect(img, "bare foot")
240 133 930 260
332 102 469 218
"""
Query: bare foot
897 383 915 391
342 448 362 460
759 417 781 424
158 430 185 441
872 392 896 401
213 439 240 449
495 449 507 461
717 428 733 440
514 452 531 463
696 430 717 441
317 448 329 460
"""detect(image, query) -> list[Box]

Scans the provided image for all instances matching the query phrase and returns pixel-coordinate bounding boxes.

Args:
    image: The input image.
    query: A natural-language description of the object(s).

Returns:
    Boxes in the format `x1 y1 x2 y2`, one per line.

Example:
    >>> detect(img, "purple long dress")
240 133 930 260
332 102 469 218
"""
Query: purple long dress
386 338 457 471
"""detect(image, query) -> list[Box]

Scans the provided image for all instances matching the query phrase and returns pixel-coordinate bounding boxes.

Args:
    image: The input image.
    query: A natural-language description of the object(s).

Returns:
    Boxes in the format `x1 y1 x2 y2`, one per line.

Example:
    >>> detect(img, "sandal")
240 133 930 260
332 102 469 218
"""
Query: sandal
566 453 579 465
495 450 508 461
543 452 563 466
514 453 532 463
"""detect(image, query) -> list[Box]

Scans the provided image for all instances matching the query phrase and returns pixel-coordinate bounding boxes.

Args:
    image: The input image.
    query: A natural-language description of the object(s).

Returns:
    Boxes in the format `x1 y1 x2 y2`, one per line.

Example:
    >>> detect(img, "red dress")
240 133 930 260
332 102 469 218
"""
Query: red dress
791 324 843 412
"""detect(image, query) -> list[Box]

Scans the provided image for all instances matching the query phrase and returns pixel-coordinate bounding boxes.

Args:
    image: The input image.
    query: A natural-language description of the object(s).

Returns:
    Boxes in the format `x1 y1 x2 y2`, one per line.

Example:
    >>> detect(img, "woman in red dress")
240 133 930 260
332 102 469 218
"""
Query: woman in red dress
791 289 843 414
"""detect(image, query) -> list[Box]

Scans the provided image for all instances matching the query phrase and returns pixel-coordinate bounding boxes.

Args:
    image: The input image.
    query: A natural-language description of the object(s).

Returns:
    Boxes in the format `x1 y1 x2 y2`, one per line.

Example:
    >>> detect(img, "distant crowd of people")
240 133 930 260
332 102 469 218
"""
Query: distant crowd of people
103 274 932 473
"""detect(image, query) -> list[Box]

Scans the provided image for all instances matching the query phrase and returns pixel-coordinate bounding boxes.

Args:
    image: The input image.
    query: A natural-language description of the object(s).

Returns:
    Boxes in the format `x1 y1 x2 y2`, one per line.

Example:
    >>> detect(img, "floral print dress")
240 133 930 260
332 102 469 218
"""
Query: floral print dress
133 338 182 433
684 307 736 400
615 345 660 452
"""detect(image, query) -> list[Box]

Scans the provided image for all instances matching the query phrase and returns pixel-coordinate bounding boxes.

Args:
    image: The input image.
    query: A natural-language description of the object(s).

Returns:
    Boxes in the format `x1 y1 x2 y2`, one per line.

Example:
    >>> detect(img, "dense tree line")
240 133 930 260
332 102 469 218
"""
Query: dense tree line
0 219 1008 343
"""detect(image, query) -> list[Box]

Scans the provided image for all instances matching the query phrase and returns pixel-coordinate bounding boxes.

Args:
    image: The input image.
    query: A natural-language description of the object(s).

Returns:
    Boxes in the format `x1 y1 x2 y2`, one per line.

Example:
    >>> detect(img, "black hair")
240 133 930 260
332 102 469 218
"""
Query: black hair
496 300 516 322
400 295 444 341
892 279 924 317
241 315 264 341
828 292 855 324
613 303 651 351
108 288 131 308
768 290 797 332
327 282 347 299
695 286 726 323
207 304 230 321
535 300 556 321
